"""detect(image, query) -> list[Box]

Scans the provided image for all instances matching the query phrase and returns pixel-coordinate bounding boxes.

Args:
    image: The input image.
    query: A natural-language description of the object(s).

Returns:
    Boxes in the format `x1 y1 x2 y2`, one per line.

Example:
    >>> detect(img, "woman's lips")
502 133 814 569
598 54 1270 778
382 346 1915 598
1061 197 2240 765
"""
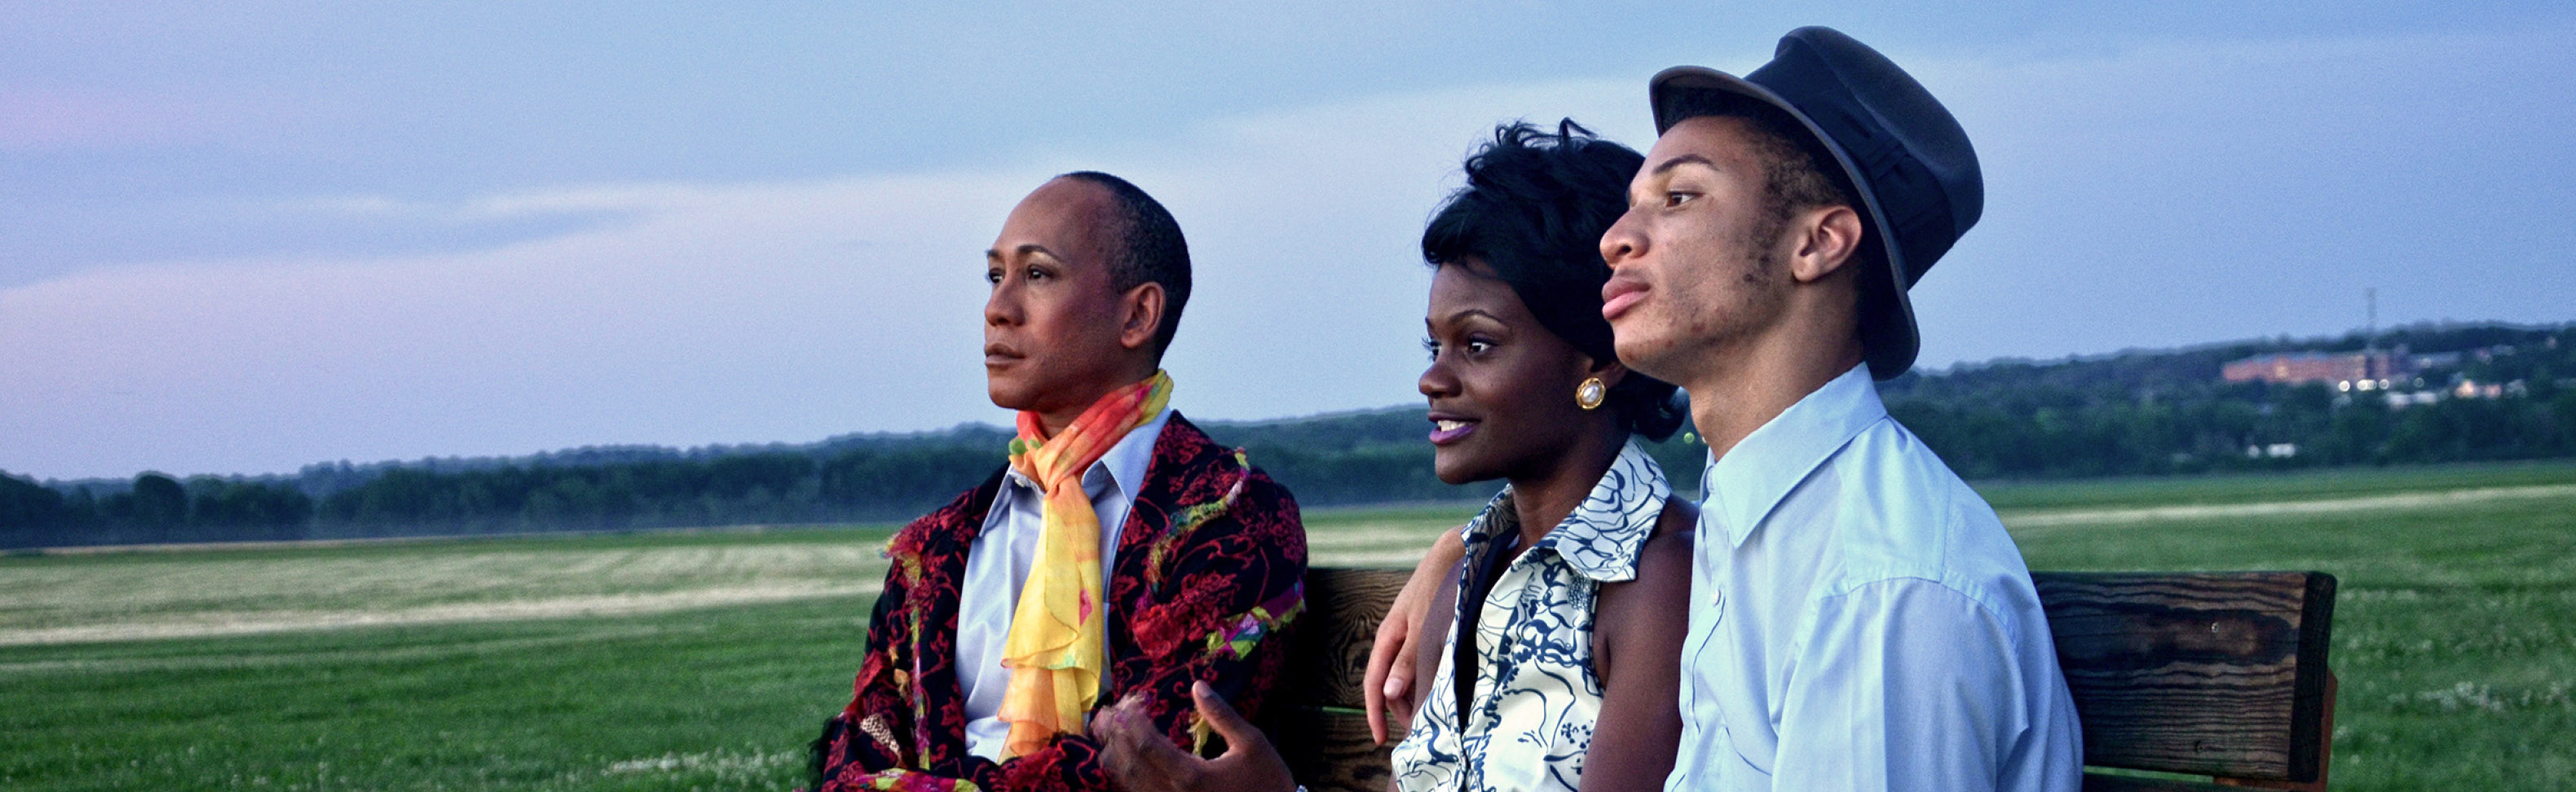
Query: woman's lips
1428 418 1478 445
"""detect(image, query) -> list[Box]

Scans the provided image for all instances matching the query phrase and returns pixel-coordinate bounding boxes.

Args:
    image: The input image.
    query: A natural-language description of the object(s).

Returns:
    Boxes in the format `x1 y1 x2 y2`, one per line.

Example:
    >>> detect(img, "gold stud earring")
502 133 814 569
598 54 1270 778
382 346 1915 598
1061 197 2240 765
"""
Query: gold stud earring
1576 377 1607 410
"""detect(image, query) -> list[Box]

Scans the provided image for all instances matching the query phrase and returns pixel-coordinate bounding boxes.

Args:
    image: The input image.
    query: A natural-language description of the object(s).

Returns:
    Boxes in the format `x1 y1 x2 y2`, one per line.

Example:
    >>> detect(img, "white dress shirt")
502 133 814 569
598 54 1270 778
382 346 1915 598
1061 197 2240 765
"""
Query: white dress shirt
1665 366 2081 792
957 407 1172 760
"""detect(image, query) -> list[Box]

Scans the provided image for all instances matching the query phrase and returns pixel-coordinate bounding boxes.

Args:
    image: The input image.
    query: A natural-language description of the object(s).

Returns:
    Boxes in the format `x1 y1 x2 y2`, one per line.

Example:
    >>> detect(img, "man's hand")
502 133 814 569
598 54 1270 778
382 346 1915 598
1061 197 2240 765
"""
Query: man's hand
1362 526 1466 744
1097 681 1295 792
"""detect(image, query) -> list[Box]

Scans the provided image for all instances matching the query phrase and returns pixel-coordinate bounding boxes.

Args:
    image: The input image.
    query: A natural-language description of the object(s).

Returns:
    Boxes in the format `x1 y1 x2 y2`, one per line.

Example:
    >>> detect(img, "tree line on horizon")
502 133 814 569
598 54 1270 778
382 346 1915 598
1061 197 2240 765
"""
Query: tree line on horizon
6 322 2572 549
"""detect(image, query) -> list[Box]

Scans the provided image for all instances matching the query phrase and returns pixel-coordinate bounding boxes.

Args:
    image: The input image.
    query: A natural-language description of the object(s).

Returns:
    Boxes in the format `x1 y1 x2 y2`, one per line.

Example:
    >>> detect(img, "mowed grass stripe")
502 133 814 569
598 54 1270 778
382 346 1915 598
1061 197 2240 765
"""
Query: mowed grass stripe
0 582 886 647
0 596 873 792
0 510 1471 648
0 541 893 645
1999 482 2576 528
2 544 888 614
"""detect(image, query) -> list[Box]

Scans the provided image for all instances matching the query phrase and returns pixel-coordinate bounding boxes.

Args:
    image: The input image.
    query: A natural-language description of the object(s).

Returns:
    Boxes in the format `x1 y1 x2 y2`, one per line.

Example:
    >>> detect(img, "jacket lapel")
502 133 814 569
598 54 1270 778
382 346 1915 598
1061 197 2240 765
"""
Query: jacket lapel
889 466 1006 764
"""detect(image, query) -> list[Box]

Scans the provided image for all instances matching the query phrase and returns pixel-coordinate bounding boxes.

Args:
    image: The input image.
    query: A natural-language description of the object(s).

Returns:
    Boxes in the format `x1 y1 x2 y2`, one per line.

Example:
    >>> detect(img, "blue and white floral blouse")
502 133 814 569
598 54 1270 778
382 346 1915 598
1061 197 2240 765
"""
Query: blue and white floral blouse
1392 442 1670 792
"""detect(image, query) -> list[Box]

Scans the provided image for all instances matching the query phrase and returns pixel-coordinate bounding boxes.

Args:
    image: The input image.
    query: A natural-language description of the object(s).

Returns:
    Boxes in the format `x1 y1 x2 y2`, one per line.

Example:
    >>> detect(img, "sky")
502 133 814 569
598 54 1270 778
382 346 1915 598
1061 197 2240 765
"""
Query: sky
5 2 2574 480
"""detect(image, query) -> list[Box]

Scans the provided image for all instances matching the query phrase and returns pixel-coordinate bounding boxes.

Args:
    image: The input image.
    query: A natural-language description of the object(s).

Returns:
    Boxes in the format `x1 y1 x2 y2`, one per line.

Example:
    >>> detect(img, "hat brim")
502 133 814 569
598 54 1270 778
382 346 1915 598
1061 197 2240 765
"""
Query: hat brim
1649 66 1920 380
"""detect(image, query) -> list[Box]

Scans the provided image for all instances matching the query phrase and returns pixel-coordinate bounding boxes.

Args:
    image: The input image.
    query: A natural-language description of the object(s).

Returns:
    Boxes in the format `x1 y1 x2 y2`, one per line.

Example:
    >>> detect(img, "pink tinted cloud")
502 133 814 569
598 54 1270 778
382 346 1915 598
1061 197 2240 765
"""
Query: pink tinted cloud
0 84 295 151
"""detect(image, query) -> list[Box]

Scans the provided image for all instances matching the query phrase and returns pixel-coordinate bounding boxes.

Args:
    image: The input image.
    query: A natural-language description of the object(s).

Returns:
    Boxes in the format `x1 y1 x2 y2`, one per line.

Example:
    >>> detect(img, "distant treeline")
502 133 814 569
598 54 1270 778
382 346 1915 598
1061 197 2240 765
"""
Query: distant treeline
0 409 1701 548
1 473 313 546
1882 323 2576 478
6 321 2572 548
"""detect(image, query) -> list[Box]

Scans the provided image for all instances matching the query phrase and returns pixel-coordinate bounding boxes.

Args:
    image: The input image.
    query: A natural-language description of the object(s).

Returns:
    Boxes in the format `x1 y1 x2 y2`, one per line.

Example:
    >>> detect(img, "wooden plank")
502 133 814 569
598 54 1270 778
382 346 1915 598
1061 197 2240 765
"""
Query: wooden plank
2033 572 2336 782
2080 772 2243 792
1283 568 1409 711
1268 706 1392 792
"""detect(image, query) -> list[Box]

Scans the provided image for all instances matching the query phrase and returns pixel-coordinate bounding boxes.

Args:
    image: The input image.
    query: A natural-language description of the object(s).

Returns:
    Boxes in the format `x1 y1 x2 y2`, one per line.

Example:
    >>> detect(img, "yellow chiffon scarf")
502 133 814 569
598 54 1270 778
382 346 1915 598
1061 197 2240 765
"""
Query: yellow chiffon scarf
996 370 1173 758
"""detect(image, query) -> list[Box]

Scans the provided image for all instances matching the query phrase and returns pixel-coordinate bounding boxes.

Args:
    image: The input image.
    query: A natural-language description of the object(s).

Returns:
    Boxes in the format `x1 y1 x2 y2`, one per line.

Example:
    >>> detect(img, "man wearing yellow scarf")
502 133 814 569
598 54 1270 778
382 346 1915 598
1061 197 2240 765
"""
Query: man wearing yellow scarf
811 173 1308 792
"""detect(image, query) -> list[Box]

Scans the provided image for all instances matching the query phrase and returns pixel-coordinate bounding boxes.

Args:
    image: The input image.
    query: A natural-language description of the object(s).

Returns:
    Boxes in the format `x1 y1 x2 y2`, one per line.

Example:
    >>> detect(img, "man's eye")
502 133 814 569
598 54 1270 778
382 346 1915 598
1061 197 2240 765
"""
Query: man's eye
1026 266 1048 281
1664 191 1696 209
986 268 1003 284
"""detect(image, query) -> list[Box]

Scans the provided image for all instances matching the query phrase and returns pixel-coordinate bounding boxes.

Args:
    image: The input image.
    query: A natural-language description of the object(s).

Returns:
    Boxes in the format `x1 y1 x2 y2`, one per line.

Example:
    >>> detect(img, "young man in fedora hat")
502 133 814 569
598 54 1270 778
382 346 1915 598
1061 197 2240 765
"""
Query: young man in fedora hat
1596 26 2082 792
1365 24 2083 792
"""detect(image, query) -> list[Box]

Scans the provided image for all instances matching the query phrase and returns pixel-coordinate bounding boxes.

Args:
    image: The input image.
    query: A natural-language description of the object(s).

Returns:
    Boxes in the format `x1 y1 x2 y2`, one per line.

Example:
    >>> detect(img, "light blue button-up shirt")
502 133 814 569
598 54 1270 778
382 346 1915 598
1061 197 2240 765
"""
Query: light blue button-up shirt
1665 366 2082 792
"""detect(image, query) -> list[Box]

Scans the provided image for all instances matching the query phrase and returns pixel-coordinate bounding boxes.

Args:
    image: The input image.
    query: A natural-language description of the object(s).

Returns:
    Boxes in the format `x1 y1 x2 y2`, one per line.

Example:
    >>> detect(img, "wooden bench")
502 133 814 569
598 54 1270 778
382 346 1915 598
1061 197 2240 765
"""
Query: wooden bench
1265 568 2339 792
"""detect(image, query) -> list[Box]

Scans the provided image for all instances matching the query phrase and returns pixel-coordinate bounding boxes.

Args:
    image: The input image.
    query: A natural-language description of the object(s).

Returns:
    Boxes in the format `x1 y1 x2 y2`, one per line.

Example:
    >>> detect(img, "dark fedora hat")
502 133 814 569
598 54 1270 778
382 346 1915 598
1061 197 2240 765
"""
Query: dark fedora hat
1648 26 1980 380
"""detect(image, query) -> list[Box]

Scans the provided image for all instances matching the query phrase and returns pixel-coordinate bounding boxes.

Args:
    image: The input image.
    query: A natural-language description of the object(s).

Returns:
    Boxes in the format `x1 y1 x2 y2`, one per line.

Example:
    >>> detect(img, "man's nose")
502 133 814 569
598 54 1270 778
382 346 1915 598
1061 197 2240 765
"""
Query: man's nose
1601 213 1644 266
984 284 1017 327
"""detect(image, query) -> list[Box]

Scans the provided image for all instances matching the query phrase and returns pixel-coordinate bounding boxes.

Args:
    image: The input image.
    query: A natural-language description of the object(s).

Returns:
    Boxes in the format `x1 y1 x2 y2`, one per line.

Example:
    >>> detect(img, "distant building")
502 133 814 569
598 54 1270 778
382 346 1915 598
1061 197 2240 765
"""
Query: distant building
2451 379 2526 400
2221 350 2415 389
2244 442 2299 459
2385 390 2441 408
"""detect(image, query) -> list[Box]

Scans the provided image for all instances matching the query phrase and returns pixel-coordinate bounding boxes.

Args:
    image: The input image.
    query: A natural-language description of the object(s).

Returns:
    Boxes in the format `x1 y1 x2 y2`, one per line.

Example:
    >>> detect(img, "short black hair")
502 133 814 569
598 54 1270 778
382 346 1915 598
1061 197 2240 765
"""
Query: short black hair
1057 171 1192 357
1661 93 1896 352
1421 120 1687 442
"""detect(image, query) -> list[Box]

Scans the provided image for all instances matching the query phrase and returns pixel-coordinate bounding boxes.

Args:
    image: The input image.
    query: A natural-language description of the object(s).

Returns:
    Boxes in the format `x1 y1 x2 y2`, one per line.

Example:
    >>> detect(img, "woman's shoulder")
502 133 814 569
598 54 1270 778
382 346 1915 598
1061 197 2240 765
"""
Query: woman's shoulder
1600 497 1696 607
1652 495 1697 539
1589 495 1696 683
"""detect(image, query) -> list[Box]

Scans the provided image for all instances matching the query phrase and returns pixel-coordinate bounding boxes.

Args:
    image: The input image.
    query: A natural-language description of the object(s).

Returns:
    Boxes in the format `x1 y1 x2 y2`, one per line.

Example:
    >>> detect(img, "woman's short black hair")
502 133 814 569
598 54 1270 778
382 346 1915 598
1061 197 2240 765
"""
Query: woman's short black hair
1422 120 1687 442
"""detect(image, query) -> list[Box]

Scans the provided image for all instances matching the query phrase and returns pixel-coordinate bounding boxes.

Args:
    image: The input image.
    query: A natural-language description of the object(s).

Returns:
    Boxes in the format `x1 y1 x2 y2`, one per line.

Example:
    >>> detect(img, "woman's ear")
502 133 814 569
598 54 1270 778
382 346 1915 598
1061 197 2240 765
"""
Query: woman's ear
1117 281 1167 351
1585 357 1629 390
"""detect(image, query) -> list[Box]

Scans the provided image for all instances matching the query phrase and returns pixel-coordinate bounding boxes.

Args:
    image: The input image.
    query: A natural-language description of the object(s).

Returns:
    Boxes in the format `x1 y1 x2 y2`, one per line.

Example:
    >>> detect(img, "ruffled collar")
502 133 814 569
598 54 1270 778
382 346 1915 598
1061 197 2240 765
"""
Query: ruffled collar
1462 440 1669 583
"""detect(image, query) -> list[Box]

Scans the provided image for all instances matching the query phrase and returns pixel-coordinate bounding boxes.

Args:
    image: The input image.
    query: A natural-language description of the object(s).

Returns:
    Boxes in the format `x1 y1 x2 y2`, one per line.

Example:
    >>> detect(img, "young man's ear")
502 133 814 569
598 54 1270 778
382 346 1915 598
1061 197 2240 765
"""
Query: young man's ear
1118 282 1167 352
1789 205 1867 284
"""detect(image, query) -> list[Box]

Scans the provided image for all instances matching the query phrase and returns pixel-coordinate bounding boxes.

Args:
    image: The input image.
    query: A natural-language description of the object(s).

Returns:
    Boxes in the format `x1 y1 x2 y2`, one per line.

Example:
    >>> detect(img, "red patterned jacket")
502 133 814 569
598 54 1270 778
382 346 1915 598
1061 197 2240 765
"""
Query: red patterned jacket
811 413 1308 792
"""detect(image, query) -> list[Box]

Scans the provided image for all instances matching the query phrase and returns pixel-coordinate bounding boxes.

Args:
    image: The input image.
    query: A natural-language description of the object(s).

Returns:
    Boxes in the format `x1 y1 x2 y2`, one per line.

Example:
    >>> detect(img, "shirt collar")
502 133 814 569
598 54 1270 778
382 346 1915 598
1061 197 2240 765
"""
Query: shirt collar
1003 405 1174 505
1701 364 1885 548
1097 406 1172 502
1463 440 1670 583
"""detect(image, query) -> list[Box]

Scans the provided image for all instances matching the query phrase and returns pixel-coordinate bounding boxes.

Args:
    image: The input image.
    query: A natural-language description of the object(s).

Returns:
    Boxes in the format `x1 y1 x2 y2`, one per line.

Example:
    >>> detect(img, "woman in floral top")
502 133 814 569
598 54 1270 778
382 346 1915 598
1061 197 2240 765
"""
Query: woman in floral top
1098 121 1696 792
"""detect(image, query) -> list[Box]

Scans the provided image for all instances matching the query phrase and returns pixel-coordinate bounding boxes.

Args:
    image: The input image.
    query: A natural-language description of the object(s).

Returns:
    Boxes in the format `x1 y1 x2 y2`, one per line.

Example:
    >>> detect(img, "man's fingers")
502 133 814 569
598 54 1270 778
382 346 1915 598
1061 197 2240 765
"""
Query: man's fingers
1363 615 1408 743
1387 631 1418 698
1096 698 1149 757
1099 699 1198 791
1367 601 1427 744
1369 526 1457 744
1190 680 1264 751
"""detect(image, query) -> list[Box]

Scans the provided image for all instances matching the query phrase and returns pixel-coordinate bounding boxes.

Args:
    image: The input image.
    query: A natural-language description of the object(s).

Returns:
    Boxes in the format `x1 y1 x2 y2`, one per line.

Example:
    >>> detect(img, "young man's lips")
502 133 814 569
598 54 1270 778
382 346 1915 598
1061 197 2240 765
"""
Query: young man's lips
1601 279 1647 321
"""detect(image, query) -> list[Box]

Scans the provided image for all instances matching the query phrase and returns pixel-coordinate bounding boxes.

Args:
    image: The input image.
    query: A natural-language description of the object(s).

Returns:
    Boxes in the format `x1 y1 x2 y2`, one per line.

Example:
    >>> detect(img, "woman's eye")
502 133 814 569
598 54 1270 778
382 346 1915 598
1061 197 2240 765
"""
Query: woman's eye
1422 337 1440 360
1466 339 1494 355
1663 191 1696 209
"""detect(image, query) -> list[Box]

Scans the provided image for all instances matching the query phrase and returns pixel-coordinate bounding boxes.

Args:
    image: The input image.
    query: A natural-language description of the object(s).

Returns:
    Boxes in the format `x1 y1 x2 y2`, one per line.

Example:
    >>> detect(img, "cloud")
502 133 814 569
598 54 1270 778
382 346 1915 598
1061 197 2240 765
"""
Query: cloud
7 23 2574 478
0 82 305 152
1 174 1026 477
1 77 1667 479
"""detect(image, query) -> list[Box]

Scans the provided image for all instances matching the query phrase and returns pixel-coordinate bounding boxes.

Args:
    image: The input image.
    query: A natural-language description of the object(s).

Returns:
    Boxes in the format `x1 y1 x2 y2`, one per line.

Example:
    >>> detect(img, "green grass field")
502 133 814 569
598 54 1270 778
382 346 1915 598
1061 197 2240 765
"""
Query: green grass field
4 462 2572 791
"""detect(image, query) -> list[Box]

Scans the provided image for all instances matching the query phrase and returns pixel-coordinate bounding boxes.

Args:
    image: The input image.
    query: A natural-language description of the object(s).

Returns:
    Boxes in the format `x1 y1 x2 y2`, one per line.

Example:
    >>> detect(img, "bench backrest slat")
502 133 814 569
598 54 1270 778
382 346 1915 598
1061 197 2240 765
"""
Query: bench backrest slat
1270 568 2337 791
2032 571 2336 783
1269 568 1406 792
1282 568 1407 710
